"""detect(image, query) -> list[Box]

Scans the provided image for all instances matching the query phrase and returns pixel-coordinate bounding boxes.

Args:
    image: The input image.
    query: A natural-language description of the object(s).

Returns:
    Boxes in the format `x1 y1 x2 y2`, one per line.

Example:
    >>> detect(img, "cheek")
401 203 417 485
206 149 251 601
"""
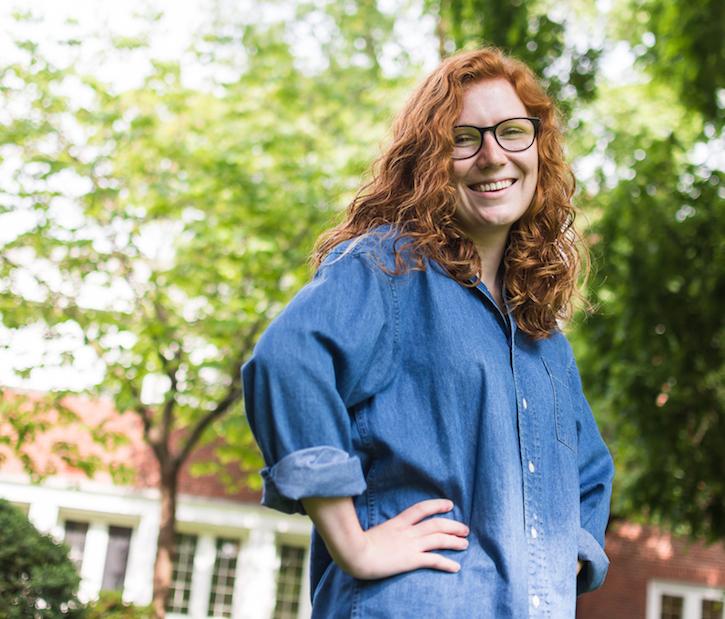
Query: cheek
523 154 538 190
451 161 468 183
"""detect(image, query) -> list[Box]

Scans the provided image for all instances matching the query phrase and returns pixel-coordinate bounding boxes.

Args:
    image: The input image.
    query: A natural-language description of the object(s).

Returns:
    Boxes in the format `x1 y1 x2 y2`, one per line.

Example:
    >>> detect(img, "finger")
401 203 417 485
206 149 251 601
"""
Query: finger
396 499 454 526
418 533 469 553
417 552 461 573
413 517 469 538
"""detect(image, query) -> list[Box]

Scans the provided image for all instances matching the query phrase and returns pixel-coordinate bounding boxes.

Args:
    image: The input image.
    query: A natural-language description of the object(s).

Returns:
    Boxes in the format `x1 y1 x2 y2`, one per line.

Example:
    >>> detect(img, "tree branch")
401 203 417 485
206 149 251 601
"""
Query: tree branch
173 314 267 468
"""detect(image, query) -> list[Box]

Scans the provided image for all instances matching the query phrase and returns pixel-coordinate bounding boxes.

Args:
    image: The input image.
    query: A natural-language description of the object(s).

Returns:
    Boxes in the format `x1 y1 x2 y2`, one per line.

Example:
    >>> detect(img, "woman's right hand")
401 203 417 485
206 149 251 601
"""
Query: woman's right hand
302 497 469 580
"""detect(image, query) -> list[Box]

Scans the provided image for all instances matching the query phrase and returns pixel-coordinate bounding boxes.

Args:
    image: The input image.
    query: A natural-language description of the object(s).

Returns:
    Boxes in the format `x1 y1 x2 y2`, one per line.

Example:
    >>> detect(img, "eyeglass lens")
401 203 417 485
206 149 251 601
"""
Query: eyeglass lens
453 118 536 159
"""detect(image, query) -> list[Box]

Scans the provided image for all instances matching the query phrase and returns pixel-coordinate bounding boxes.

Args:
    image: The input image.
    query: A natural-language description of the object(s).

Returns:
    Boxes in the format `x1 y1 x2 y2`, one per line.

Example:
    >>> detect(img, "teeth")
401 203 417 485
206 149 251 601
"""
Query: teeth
473 179 514 192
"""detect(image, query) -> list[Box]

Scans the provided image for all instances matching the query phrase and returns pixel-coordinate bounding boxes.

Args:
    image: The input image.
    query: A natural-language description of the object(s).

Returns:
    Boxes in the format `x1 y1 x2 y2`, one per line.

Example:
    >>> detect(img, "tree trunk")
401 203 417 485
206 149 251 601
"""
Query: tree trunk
152 464 178 619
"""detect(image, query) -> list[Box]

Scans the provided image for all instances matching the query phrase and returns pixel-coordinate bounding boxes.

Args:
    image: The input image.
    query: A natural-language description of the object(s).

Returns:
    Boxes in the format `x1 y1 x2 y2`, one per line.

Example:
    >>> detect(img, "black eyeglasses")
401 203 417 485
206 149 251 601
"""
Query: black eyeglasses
452 117 540 160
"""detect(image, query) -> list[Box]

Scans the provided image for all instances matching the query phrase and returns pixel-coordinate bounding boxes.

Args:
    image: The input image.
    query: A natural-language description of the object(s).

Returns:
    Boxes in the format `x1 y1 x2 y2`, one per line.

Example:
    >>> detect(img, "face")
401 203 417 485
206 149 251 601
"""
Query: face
451 78 538 242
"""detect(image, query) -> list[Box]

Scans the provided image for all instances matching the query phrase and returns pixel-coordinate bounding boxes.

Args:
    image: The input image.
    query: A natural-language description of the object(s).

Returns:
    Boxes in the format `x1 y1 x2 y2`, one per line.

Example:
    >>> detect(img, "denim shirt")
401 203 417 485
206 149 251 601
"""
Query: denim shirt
242 231 614 618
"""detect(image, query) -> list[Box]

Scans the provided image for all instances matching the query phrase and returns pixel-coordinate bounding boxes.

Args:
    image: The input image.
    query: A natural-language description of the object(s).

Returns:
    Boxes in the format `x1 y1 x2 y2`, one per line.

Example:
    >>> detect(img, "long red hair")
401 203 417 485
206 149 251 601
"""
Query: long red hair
312 47 588 339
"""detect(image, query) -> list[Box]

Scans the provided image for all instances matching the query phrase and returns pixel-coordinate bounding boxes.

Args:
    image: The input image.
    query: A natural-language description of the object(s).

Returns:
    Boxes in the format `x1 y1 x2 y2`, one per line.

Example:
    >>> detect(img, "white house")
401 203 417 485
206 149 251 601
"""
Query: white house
0 391 313 619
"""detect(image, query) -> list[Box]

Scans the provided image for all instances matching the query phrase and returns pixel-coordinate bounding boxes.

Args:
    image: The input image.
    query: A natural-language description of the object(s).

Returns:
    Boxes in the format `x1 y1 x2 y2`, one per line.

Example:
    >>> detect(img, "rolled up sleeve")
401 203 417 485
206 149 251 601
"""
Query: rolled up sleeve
242 249 398 514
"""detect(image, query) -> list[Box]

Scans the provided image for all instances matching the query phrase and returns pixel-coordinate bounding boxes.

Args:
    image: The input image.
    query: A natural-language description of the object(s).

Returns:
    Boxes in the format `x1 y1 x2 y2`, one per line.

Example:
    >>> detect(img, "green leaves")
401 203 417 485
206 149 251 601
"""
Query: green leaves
0 7 412 490
574 124 724 539
0 499 83 618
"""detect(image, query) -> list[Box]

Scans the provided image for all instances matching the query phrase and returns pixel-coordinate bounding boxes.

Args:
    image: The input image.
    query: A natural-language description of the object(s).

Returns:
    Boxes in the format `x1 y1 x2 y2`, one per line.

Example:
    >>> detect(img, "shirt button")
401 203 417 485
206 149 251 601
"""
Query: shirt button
528 461 535 473
522 398 528 410
532 595 540 608
531 527 538 539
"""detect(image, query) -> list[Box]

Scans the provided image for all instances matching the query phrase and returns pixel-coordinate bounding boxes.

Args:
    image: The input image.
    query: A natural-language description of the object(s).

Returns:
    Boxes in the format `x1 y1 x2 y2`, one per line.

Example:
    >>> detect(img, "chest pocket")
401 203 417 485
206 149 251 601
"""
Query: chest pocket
542 357 577 453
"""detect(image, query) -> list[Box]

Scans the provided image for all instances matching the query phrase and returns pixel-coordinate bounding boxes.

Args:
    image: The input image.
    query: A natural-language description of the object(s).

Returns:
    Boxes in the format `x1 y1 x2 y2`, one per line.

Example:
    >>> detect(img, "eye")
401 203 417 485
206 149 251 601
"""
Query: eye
497 120 534 139
453 129 479 145
501 126 525 136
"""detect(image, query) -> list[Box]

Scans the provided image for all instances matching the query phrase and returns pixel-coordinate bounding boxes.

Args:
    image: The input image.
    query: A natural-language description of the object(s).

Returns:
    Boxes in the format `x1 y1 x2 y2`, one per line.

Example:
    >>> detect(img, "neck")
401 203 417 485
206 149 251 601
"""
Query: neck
471 229 509 298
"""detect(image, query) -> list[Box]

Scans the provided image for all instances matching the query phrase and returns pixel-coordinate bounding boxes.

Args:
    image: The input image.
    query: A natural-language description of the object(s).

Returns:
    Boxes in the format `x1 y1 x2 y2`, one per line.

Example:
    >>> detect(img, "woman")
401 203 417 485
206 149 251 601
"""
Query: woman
242 47 614 618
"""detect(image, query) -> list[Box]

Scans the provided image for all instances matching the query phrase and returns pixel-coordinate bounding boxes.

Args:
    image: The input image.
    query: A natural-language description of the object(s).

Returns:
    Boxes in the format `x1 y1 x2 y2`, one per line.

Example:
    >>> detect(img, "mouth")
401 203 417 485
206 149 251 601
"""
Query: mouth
468 178 516 194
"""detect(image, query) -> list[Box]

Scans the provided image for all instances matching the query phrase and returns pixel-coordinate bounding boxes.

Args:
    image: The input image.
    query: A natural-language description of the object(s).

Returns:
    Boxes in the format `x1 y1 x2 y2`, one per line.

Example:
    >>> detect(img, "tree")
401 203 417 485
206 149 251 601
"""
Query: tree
571 0 724 541
0 499 83 618
577 136 723 540
612 0 724 125
0 6 411 617
427 0 601 113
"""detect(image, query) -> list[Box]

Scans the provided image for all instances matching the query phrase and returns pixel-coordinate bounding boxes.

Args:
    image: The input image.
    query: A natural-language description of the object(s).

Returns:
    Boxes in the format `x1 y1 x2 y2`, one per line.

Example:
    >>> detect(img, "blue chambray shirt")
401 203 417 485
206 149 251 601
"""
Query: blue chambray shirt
242 230 614 618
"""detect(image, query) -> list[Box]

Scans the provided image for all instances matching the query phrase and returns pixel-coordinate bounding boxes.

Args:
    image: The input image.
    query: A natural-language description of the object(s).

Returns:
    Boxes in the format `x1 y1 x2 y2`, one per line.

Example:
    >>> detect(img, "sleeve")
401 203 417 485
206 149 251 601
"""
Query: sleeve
567 357 615 595
241 249 399 515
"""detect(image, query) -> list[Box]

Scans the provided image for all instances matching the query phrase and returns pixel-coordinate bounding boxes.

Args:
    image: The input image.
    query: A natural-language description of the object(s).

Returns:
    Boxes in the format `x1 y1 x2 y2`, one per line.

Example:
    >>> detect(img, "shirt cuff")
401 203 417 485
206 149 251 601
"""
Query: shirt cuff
260 446 367 515
576 527 610 595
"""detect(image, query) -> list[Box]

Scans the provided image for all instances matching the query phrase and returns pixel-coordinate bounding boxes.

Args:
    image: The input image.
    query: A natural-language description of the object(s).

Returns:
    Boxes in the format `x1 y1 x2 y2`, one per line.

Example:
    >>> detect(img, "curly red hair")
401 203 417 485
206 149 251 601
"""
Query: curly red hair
312 47 588 339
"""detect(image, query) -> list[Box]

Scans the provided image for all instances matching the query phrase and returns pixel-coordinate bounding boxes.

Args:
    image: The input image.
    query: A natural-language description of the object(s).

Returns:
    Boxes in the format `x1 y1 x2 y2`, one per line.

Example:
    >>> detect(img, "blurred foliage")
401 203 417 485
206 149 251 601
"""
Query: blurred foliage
0 10 404 488
0 499 83 618
571 0 724 541
84 592 154 619
428 0 601 115
576 136 723 540
0 3 412 614
611 0 724 124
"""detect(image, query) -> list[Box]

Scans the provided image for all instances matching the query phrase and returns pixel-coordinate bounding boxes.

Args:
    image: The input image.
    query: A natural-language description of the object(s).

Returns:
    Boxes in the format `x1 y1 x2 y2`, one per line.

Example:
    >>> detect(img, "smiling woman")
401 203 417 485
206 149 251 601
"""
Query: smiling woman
451 79 540 299
243 47 614 618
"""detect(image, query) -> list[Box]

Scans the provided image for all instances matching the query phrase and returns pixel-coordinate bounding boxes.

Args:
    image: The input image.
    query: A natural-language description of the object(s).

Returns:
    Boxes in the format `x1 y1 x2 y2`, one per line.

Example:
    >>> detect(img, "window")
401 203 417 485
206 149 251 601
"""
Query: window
208 538 239 618
272 544 306 619
661 595 684 619
702 600 724 619
101 525 132 592
166 533 197 614
63 521 89 572
648 581 725 619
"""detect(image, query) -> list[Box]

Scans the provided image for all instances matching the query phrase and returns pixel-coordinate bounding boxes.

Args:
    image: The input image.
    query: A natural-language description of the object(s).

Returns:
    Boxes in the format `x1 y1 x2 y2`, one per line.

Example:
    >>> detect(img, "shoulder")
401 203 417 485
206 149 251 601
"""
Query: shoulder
321 225 418 275
537 328 576 371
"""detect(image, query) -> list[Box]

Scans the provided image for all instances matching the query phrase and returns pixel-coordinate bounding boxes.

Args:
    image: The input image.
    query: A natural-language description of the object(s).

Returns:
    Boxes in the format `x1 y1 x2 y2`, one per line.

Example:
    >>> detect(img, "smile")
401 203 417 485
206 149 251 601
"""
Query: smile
469 179 516 193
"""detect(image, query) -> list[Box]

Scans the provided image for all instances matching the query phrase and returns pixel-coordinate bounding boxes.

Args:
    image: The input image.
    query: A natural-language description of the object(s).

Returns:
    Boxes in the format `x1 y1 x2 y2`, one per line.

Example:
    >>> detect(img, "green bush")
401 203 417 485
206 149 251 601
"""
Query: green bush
83 591 154 619
0 498 83 618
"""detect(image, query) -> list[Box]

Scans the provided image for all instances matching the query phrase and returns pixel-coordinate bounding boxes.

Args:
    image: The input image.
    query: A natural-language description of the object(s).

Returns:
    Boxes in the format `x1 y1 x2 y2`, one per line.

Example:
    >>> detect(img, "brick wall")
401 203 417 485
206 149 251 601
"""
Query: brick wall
577 521 725 619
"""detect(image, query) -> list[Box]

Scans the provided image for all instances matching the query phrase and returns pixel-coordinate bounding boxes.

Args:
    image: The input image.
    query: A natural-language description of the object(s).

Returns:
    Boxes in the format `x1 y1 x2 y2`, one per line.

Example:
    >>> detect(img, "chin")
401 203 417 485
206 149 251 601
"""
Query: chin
471 206 526 229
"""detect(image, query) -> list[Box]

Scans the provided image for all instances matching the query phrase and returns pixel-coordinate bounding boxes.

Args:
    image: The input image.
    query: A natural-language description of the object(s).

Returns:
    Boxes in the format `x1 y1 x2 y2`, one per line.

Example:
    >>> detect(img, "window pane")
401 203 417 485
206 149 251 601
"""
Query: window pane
101 526 132 592
660 594 684 619
64 521 89 572
272 545 306 619
702 599 725 619
166 533 198 614
208 538 239 618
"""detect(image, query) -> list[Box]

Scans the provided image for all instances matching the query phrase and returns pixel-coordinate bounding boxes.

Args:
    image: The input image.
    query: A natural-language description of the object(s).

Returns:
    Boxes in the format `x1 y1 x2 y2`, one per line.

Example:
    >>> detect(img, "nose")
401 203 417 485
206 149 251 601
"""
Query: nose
475 130 507 167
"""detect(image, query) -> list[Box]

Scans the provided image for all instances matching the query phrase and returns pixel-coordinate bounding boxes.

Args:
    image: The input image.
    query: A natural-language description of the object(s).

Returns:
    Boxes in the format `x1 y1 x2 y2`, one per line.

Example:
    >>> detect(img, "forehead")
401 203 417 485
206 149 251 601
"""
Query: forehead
456 78 528 124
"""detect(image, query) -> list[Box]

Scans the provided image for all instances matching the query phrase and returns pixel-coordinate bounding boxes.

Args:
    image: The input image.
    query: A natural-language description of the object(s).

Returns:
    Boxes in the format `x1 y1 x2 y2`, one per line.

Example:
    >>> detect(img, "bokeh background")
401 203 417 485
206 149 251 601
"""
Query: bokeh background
0 0 722 617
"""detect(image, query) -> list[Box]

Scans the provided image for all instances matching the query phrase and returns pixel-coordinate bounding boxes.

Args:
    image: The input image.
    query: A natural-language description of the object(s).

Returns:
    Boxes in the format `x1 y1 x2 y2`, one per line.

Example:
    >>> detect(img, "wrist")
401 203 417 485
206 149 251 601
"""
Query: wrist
302 496 367 575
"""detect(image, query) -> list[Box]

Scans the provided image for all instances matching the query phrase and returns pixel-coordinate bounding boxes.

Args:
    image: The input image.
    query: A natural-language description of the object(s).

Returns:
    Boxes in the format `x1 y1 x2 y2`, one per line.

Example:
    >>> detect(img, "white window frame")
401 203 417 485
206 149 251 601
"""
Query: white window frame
167 525 251 619
647 579 725 619
58 510 139 604
272 539 310 619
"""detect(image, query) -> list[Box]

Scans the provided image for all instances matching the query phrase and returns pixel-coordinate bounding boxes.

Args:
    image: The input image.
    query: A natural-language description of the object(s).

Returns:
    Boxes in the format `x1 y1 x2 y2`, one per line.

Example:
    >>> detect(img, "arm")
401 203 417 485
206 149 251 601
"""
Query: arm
302 496 469 579
242 251 395 514
243 249 468 577
568 360 615 594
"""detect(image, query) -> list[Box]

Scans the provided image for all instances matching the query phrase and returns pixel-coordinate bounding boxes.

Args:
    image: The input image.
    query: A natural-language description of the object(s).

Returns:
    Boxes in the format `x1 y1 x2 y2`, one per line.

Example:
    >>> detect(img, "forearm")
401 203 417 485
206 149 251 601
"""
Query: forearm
302 496 367 573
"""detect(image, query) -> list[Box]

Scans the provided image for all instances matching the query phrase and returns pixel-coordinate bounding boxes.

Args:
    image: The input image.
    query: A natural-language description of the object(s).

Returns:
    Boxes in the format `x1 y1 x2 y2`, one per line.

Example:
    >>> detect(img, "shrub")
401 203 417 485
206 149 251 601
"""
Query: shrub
0 499 83 618
83 591 154 619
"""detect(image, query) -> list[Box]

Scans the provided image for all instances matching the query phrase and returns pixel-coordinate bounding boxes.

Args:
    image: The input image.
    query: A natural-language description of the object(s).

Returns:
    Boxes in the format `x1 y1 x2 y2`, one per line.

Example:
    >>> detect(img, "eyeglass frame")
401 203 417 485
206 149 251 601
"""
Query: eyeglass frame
452 117 541 160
